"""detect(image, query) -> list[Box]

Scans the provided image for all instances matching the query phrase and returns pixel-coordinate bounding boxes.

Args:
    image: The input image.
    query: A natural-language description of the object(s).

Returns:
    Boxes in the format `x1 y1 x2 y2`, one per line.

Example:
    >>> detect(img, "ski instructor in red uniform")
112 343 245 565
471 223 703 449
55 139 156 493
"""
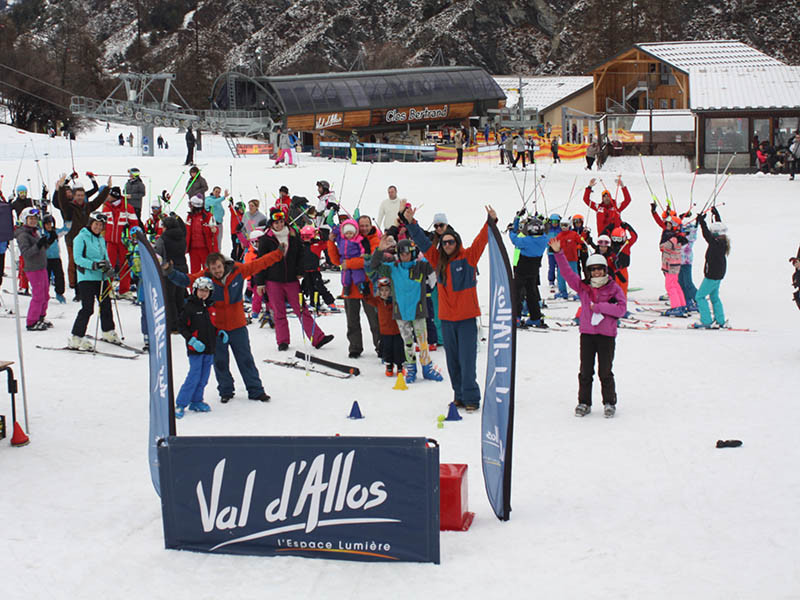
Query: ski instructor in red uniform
582 176 631 233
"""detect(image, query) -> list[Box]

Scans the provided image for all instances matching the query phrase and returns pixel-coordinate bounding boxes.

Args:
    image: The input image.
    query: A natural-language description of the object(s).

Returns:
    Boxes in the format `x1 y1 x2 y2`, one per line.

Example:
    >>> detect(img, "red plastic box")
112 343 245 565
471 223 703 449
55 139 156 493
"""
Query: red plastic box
439 463 475 531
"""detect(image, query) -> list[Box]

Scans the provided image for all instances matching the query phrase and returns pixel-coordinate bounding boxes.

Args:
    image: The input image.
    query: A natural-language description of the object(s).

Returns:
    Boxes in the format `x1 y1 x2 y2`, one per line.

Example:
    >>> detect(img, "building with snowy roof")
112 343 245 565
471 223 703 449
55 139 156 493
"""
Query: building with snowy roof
492 76 593 142
592 40 800 170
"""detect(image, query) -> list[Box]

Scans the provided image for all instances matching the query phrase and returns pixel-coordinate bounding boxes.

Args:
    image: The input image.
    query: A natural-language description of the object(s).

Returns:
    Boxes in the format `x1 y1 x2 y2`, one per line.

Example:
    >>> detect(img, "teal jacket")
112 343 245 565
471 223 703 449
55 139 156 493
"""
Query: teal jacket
369 251 433 321
204 194 225 224
73 226 110 283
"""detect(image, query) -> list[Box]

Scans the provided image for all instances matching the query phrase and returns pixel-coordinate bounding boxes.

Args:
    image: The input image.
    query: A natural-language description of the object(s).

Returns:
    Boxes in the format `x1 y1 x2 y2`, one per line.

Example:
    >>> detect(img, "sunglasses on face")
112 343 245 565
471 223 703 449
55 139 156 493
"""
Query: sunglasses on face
589 266 606 273
434 223 447 229
441 239 457 246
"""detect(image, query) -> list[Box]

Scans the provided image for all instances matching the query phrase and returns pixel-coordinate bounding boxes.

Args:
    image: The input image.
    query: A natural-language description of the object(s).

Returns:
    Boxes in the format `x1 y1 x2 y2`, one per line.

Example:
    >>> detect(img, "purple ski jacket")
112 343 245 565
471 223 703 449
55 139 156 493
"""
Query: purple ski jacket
555 251 627 337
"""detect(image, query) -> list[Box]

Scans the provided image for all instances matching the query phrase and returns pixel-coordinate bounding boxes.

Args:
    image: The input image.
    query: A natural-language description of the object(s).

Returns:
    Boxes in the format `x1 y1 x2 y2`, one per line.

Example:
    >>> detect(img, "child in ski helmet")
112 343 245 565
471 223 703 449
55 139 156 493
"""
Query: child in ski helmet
508 213 549 328
174 276 217 418
364 277 405 377
691 207 729 328
299 224 338 312
555 218 582 299
14 207 51 330
550 237 627 418
660 215 688 316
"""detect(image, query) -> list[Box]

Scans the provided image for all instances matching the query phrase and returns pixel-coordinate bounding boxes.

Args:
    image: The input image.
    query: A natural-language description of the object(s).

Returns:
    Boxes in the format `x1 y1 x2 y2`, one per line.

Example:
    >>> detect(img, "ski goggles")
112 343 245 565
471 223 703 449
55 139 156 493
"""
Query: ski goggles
193 276 214 291
25 208 40 216
271 211 286 221
597 239 611 247
377 277 391 287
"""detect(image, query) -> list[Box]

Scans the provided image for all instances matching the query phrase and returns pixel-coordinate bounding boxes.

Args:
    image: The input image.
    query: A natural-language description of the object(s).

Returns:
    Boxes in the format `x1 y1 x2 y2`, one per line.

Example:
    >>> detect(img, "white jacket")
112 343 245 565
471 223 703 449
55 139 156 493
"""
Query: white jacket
376 196 406 230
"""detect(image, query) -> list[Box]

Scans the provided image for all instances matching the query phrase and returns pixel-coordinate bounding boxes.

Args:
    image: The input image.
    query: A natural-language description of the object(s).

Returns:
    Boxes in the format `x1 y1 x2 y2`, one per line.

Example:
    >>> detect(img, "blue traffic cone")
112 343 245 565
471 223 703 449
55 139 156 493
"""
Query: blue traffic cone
348 400 364 419
445 402 463 421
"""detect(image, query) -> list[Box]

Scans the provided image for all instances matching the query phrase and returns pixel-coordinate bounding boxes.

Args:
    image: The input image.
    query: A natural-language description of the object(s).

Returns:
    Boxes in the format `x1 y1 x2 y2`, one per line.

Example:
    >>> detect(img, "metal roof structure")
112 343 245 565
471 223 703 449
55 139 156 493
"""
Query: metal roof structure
689 66 800 111
635 41 785 73
213 67 505 116
493 76 593 112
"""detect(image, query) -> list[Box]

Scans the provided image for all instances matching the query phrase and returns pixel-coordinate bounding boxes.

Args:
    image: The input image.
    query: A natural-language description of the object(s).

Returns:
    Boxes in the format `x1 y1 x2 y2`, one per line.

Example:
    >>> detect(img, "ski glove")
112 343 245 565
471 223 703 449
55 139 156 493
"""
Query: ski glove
188 336 205 353
36 235 49 248
218 330 229 344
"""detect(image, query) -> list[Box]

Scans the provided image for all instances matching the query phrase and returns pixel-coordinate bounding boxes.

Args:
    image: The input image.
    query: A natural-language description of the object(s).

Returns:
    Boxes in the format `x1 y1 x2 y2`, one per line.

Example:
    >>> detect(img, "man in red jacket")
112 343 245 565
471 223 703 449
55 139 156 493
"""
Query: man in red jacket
582 176 631 233
186 195 218 272
101 186 140 299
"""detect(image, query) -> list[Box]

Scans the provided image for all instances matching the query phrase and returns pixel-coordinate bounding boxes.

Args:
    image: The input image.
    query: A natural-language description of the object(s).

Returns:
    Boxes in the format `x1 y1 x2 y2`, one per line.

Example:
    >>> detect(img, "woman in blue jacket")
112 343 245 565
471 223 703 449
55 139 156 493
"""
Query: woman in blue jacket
68 212 119 350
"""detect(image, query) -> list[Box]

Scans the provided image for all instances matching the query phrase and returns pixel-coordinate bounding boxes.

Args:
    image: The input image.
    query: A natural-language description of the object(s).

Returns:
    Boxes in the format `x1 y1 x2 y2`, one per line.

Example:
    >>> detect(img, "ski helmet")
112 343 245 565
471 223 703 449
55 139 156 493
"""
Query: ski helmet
666 215 682 227
596 234 612 246
525 218 544 235
397 239 417 258
43 214 56 226
300 225 316 241
572 214 584 223
708 221 728 235
549 213 561 222
249 229 265 242
193 276 214 292
189 195 204 208
586 253 608 271
19 207 40 223
601 190 612 202
16 184 27 196
560 218 571 228
235 201 246 212
109 186 123 200
610 227 626 242
128 167 140 177
89 211 108 224
316 180 330 191
377 277 392 288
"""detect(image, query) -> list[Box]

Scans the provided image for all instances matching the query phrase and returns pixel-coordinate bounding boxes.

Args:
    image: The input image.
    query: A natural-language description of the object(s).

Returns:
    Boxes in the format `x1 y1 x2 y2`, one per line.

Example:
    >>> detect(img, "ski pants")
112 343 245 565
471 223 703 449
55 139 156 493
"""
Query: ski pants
176 353 214 408
0 247 5 287
578 333 616 406
664 271 686 308
18 256 28 290
398 318 430 366
678 264 697 305
344 297 380 355
425 293 438 345
66 243 77 289
215 221 224 252
430 286 443 345
106 242 131 294
71 279 114 337
456 148 463 166
302 271 336 307
267 280 325 347
189 248 210 274
380 333 405 369
441 318 480 408
275 148 293 165
695 278 725 327
249 279 265 316
47 257 65 296
511 150 526 168
616 267 629 295
557 260 578 296
214 326 265 399
547 253 557 285
350 148 358 164
25 269 49 326
185 145 194 166
515 274 542 322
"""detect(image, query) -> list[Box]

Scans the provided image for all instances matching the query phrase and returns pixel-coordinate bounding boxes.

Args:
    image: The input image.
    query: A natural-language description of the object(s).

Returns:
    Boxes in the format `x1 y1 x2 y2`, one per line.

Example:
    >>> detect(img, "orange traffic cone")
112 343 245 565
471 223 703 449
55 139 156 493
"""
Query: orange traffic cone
11 421 29 447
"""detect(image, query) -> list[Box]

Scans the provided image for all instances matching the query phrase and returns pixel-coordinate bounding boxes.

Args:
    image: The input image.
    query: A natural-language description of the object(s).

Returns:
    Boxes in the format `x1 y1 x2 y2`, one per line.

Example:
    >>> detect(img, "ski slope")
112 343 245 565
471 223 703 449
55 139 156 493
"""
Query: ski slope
1 122 798 599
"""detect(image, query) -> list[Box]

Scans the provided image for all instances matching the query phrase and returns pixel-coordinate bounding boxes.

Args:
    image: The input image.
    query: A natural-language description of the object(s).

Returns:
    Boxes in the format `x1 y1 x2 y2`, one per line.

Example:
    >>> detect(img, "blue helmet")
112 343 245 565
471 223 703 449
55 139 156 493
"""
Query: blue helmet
549 213 561 222
16 184 27 195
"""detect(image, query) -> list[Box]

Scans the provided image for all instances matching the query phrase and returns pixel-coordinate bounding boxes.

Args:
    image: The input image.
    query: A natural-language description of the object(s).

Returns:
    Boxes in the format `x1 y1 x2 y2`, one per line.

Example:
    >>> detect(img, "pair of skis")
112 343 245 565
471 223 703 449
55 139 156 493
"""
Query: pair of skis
264 351 360 379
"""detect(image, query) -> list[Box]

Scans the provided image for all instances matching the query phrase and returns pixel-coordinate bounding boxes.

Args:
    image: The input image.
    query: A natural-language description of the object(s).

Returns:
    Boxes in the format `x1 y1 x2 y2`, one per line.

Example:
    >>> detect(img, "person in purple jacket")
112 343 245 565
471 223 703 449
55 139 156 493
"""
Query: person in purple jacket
550 238 627 418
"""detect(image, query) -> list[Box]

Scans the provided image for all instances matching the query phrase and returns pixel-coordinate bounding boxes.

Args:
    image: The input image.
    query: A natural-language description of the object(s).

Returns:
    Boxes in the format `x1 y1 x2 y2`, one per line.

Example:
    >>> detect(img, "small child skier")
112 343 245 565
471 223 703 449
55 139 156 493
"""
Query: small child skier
660 216 688 316
331 218 369 295
364 277 405 377
175 276 216 418
508 213 549 328
691 207 729 329
14 207 51 330
299 224 339 312
41 214 68 303
369 237 443 383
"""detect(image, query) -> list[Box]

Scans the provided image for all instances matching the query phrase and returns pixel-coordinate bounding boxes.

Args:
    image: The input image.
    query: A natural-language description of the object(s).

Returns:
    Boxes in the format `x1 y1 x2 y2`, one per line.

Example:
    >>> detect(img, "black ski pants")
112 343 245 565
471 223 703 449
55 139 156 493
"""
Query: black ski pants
344 297 380 355
47 258 65 296
302 271 335 307
515 275 541 321
71 280 114 337
578 333 617 406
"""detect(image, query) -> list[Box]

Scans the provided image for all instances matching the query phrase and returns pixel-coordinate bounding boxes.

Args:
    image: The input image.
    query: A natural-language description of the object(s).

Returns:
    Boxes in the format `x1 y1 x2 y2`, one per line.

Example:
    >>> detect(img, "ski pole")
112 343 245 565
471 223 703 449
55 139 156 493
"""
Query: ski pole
165 168 188 211
12 142 27 192
93 280 103 353
172 168 202 213
688 165 699 214
638 154 663 210
659 158 671 206
354 162 372 215
110 280 125 340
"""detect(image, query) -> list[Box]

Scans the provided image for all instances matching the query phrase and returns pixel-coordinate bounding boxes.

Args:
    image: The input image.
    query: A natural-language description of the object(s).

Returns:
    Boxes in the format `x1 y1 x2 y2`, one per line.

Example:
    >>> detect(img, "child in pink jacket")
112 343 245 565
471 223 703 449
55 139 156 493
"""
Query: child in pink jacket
551 238 627 418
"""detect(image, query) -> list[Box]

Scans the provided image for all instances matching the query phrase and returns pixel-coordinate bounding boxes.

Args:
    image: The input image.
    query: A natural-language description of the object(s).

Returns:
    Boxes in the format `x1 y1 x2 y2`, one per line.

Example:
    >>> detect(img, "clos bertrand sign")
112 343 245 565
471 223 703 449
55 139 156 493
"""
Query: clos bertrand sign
385 105 449 123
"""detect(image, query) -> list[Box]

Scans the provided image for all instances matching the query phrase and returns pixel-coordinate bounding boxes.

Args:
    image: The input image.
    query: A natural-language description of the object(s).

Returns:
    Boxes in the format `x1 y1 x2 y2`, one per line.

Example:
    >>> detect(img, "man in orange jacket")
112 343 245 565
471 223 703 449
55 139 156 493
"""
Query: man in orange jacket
166 249 282 403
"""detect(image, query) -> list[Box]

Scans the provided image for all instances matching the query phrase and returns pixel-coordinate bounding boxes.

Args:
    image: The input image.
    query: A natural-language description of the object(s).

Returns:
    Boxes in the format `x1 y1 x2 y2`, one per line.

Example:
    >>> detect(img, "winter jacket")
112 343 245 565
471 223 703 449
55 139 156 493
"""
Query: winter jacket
376 196 407 231
186 175 208 201
680 222 698 265
60 185 110 245
513 136 525 152
407 220 488 321
302 240 326 273
14 225 47 272
659 232 683 274
11 196 32 219
124 177 146 210
101 199 140 245
253 228 303 284
582 186 632 233
204 193 226 224
555 251 626 337
332 220 368 289
72 226 111 283
185 209 217 253
229 206 246 234
185 129 196 148
509 219 548 278
556 229 582 262
168 251 282 331
326 226 380 299
364 292 401 335
155 216 188 272
44 227 63 259
242 210 266 237
178 293 217 355
369 252 433 321
145 216 164 241
697 213 727 280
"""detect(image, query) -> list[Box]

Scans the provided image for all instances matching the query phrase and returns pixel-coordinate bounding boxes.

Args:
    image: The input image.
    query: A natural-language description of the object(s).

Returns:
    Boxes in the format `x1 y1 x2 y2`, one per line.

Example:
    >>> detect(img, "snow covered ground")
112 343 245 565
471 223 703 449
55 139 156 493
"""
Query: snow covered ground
1 122 799 598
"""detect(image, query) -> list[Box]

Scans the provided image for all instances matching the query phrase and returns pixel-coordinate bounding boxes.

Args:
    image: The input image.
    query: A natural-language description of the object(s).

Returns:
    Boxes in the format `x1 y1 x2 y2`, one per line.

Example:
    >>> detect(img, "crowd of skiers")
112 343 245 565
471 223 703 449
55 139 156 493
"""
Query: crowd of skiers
0 162 732 418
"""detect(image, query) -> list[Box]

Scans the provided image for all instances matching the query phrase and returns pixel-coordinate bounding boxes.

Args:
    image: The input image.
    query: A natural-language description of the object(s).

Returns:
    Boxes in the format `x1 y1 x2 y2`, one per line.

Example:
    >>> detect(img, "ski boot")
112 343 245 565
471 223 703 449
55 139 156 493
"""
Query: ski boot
422 363 443 381
689 322 711 329
385 365 394 377
26 320 47 331
102 330 122 344
326 304 342 313
404 362 417 384
189 401 212 413
175 405 185 419
603 404 616 418
68 335 83 349
658 294 669 301
55 293 66 304
686 299 698 312
220 394 233 404
526 318 549 329
574 403 591 417
39 318 53 328
662 306 687 317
